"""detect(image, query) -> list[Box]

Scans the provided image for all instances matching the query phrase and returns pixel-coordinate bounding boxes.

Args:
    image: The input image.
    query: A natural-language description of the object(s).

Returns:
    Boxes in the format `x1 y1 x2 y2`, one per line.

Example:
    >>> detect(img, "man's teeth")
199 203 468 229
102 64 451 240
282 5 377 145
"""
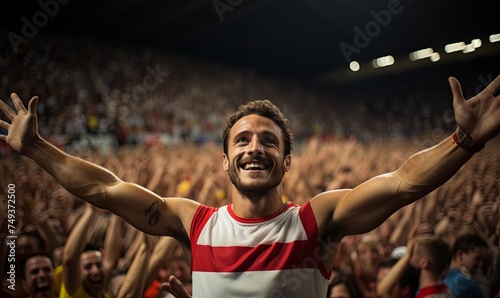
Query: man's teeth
37 281 49 287
243 163 266 170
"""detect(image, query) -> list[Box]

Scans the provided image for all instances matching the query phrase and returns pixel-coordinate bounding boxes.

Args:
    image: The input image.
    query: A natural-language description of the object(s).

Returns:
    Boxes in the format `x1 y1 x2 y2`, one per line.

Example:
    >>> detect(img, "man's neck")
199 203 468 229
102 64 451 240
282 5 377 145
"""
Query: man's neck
419 270 443 289
231 187 284 218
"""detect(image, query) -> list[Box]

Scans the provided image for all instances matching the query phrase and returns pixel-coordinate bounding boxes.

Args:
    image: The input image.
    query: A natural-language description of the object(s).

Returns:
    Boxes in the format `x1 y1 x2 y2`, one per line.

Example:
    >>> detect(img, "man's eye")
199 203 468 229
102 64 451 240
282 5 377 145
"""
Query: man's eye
263 138 275 145
237 138 247 143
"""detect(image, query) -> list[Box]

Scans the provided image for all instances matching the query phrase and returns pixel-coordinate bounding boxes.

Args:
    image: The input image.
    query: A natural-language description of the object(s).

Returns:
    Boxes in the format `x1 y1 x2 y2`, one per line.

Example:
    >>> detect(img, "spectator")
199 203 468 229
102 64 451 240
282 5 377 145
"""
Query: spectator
20 252 57 298
444 234 488 298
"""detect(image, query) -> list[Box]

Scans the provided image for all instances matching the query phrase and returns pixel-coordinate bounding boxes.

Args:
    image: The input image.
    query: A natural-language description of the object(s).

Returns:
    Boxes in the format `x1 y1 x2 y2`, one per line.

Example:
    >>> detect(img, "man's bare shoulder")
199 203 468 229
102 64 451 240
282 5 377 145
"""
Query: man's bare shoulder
309 189 351 232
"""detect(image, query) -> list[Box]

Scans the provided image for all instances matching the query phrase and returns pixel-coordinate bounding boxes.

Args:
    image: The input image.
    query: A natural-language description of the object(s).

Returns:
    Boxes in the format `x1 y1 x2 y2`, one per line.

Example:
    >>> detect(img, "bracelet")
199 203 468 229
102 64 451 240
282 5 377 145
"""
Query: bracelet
452 127 484 153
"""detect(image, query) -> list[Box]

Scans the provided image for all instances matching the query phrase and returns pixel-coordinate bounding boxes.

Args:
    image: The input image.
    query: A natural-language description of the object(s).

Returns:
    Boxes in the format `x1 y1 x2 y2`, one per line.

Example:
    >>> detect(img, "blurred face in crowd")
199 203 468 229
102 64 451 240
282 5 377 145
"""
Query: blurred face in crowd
170 259 191 281
446 205 463 221
22 256 55 298
17 235 43 259
459 246 484 275
223 114 291 199
80 250 104 295
357 242 379 268
48 188 73 220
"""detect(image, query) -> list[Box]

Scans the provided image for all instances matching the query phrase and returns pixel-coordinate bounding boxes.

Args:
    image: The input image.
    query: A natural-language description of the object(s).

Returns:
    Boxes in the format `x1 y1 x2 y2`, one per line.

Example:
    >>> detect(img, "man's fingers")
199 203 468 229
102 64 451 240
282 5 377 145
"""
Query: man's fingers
448 76 465 108
161 275 191 297
0 99 16 120
11 93 27 113
0 119 9 130
28 96 39 115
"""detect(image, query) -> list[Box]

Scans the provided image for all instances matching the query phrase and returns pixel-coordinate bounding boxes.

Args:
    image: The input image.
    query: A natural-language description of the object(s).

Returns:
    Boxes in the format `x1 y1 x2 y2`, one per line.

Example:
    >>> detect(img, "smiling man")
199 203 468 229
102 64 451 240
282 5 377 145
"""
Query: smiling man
20 252 56 298
57 204 108 298
1 74 500 297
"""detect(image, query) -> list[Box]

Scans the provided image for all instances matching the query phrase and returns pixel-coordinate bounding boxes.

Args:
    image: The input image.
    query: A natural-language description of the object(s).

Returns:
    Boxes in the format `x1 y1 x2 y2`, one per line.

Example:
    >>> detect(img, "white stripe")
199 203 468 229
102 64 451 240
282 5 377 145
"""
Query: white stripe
192 269 328 298
196 206 308 247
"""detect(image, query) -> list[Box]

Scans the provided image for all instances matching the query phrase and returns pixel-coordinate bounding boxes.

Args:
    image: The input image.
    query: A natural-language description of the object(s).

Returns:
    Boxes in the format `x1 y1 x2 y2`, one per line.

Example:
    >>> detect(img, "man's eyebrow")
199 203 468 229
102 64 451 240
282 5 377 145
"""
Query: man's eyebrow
232 130 279 139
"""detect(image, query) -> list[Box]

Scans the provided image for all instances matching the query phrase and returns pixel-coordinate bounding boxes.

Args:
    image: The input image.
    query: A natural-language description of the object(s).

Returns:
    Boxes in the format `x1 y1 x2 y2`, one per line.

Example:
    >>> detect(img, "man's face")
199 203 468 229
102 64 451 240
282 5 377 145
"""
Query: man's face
80 251 104 294
357 243 379 267
170 259 191 281
459 246 484 275
48 189 72 219
223 114 290 199
17 236 42 259
22 256 55 298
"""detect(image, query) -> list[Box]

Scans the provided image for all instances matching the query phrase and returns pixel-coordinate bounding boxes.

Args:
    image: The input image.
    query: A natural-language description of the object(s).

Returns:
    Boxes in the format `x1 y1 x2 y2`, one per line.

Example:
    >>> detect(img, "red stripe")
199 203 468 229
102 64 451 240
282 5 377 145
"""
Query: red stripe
190 204 218 268
299 201 331 279
192 240 321 272
299 201 317 241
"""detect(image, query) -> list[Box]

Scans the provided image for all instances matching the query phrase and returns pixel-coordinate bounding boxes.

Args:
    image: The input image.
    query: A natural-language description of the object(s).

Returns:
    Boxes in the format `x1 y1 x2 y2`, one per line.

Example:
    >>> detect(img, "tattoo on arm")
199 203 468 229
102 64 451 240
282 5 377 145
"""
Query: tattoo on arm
144 201 161 226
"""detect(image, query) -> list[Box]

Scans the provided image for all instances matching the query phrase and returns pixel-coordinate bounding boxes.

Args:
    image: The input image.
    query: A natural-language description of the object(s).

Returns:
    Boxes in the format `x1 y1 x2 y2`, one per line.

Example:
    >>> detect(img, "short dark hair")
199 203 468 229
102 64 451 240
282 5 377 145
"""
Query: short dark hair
378 257 399 269
19 252 54 279
451 234 488 259
222 99 293 156
328 271 364 298
417 235 451 277
83 243 101 253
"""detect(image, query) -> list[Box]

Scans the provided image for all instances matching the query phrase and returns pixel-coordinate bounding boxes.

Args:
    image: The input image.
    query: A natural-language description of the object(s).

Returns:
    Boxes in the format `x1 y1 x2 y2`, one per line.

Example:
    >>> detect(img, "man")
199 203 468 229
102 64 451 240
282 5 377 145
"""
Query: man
1 231 48 298
377 235 451 298
0 74 499 297
17 232 47 259
444 234 488 298
411 235 452 298
20 252 57 298
57 204 109 298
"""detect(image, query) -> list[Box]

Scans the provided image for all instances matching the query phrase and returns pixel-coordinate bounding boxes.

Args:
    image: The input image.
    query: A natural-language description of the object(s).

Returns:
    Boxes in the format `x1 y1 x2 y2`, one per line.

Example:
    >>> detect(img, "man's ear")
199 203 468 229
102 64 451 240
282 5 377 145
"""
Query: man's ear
283 155 291 173
457 250 465 263
401 285 410 296
223 153 229 172
420 257 429 270
21 278 28 292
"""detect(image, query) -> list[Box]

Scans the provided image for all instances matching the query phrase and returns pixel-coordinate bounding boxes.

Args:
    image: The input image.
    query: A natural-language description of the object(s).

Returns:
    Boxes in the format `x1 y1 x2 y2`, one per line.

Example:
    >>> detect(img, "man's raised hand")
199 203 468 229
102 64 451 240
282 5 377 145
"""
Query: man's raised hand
0 93 39 154
450 74 500 144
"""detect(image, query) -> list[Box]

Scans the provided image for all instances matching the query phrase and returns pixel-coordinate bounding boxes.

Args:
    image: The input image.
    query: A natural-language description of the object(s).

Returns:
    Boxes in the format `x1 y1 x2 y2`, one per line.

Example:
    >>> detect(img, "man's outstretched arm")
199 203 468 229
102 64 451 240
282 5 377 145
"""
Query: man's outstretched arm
312 75 500 238
0 93 199 236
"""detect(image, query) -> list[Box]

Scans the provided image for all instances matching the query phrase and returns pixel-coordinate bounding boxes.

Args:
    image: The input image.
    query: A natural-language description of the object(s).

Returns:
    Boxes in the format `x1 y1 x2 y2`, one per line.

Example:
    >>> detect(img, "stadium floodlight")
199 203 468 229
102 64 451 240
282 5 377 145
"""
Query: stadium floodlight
372 55 394 68
444 41 466 53
349 61 360 72
409 48 434 61
489 34 500 43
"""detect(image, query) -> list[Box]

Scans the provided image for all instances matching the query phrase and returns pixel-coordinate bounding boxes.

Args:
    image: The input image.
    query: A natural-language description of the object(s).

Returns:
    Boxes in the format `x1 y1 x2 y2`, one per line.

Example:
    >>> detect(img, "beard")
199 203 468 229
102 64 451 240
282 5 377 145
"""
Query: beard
228 158 284 200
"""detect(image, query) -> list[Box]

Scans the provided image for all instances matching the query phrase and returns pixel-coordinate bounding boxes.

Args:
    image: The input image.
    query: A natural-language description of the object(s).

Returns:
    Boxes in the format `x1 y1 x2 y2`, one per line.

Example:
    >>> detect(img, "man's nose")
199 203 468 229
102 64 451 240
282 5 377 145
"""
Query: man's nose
248 136 264 154
90 265 100 274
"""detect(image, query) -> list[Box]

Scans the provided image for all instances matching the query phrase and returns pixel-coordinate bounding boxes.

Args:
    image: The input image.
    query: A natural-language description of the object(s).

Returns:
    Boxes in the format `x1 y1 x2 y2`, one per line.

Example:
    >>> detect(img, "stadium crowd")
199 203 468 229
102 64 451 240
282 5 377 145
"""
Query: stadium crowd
0 31 499 297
